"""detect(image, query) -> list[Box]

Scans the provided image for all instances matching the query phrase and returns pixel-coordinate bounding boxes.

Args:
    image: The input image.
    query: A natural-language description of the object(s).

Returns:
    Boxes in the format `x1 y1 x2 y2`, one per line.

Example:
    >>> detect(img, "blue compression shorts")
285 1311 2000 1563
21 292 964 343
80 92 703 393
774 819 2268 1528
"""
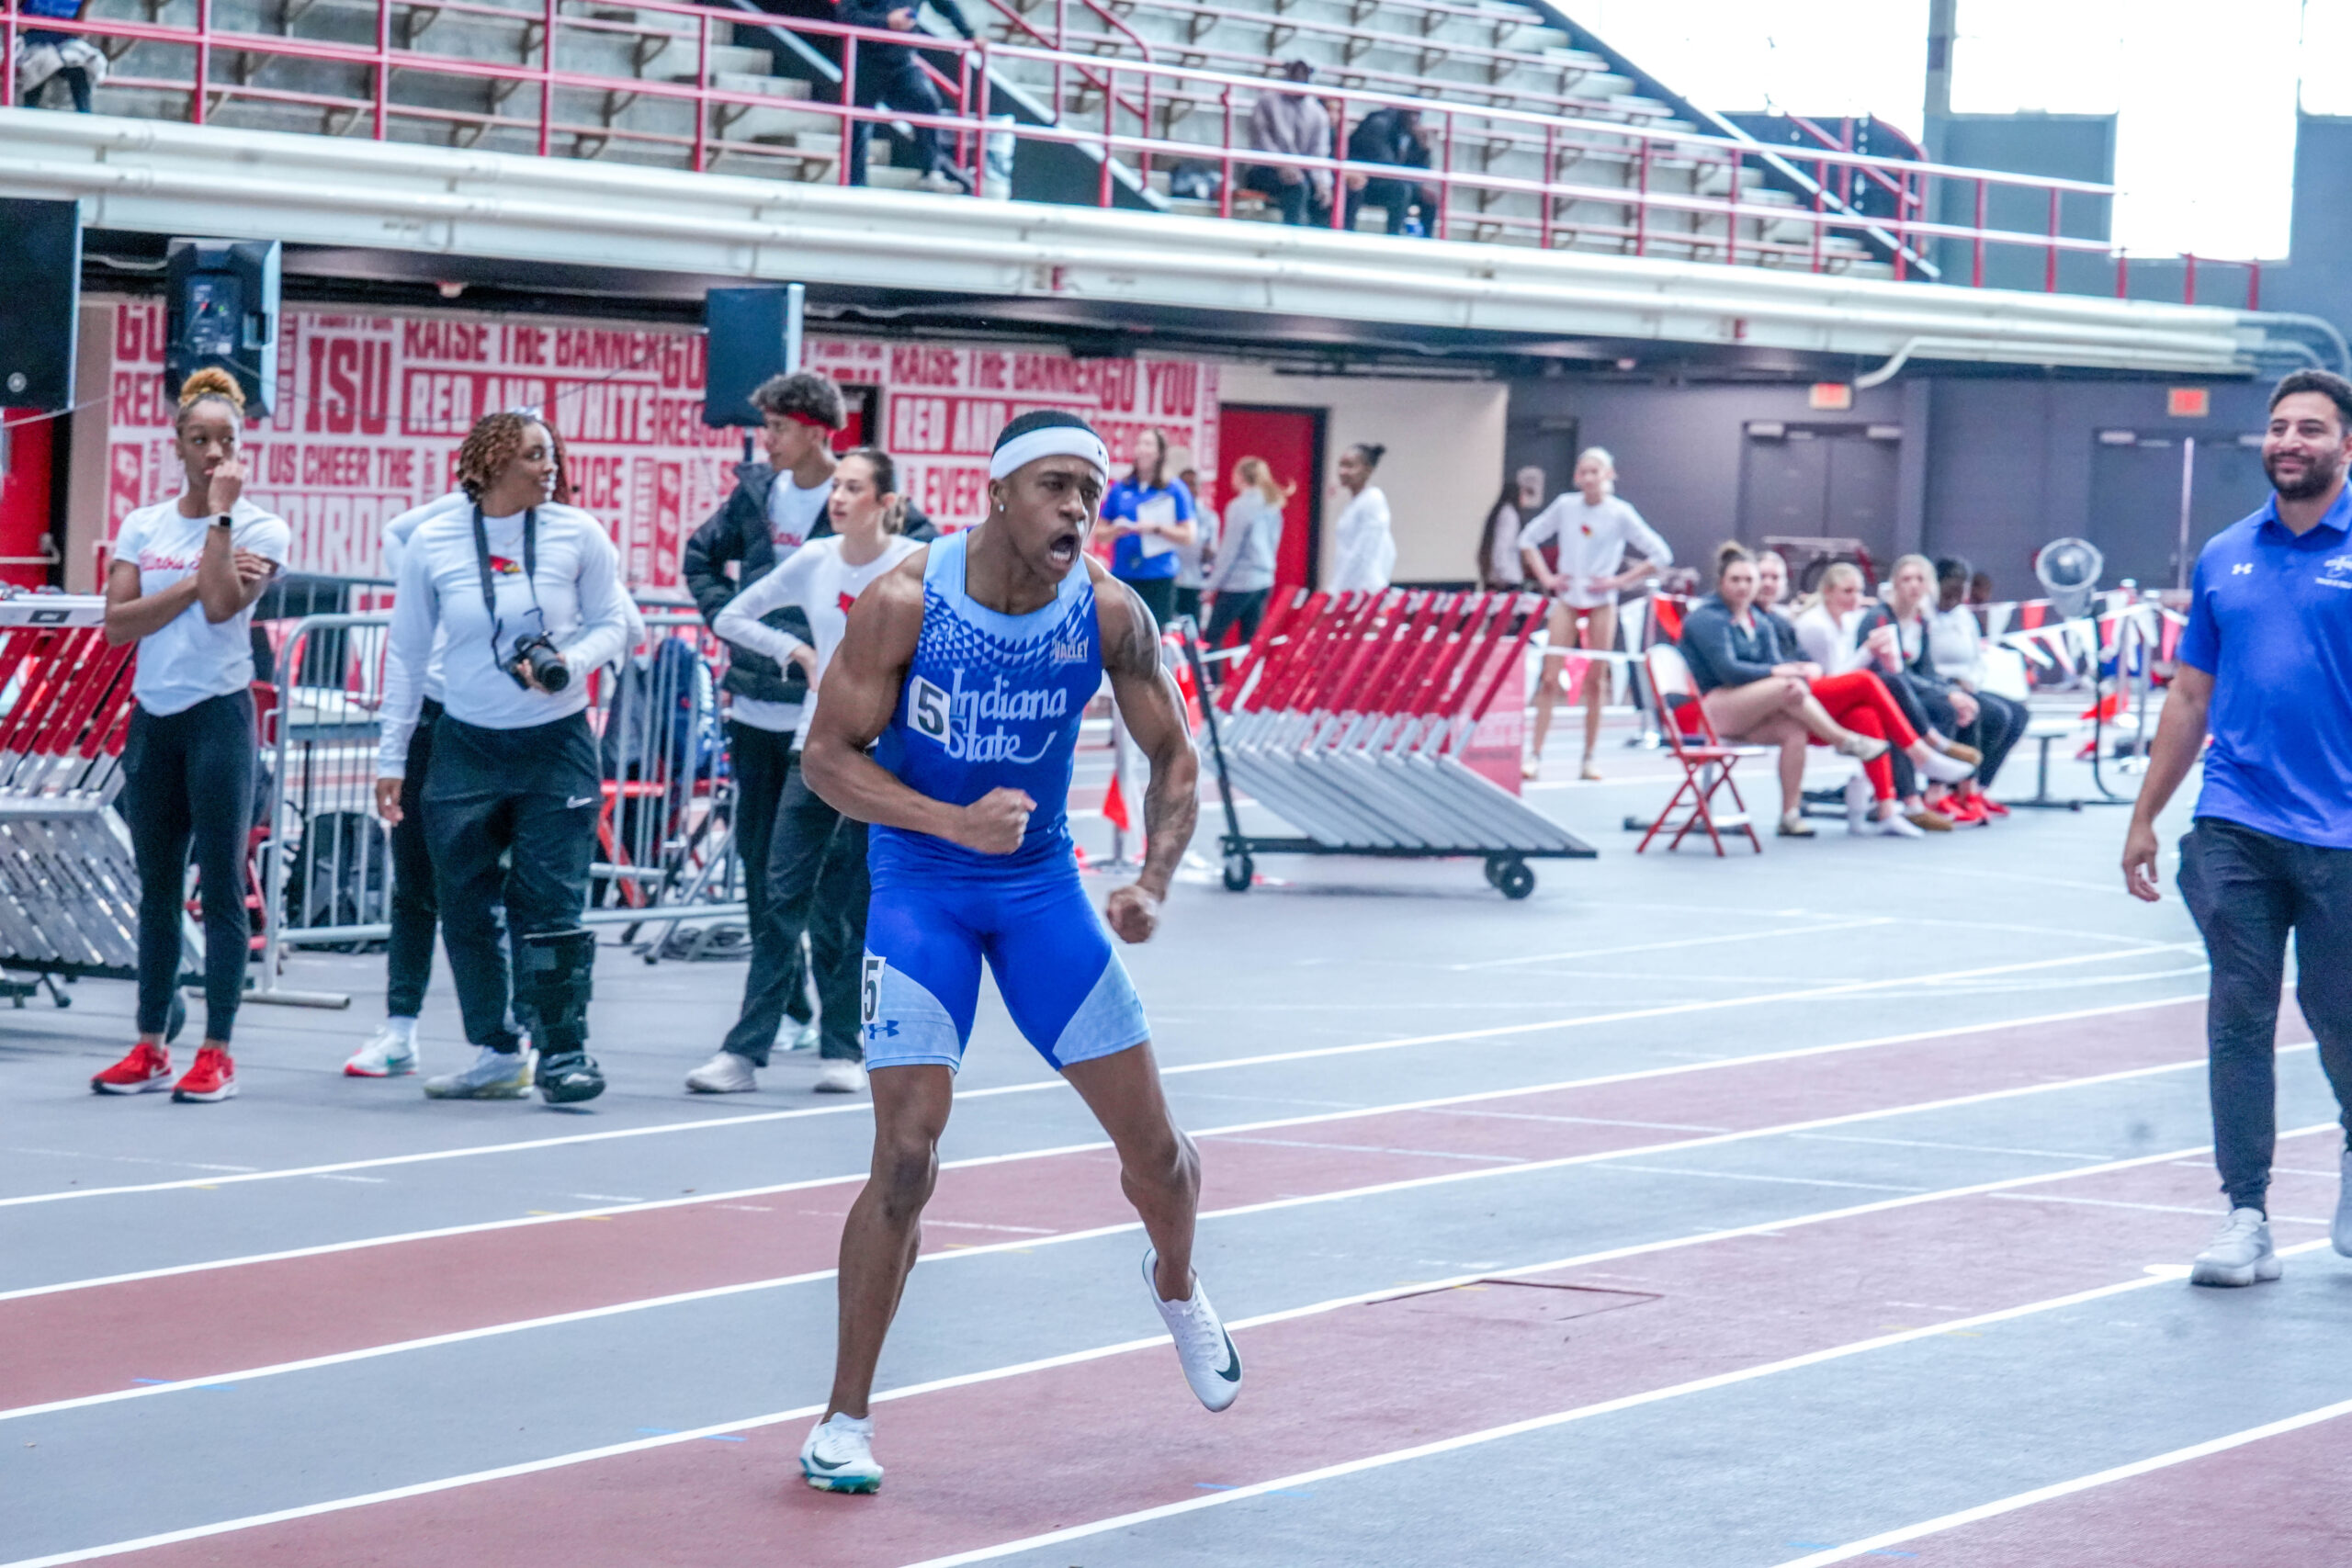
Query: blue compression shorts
859 861 1150 1073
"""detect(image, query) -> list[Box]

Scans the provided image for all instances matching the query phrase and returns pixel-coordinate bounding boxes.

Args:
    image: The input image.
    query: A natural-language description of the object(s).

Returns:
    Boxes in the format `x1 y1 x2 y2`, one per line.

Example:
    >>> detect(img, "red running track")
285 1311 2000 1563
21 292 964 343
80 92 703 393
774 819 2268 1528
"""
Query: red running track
1883 1404 2352 1567
83 1134 2344 1566
6 1001 2232 1411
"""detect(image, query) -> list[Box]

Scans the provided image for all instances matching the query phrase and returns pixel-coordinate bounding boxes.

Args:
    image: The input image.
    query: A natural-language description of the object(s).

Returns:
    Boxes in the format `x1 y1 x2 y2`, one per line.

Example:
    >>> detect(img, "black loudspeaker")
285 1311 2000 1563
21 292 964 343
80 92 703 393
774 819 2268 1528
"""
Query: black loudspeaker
165 238 282 418
704 283 805 428
0 198 81 412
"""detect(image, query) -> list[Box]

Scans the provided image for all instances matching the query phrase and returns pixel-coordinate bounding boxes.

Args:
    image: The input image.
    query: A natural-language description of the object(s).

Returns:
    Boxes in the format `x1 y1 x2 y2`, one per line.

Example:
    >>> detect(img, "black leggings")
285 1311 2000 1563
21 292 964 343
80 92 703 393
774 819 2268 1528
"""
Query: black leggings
1119 575 1178 631
723 762 868 1065
122 691 255 1043
385 697 442 1019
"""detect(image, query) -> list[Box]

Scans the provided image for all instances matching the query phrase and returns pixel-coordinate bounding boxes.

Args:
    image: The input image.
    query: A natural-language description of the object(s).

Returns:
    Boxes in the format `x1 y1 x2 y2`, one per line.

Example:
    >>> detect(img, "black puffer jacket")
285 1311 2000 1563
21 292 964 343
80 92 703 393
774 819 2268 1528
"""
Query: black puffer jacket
684 461 940 707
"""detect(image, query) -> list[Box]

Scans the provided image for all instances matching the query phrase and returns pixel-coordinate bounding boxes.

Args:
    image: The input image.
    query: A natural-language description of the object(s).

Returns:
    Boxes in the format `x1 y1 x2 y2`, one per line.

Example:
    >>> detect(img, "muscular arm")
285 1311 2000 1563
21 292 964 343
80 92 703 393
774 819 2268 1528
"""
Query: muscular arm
2122 663 2211 902
800 555 1035 853
1099 573 1199 942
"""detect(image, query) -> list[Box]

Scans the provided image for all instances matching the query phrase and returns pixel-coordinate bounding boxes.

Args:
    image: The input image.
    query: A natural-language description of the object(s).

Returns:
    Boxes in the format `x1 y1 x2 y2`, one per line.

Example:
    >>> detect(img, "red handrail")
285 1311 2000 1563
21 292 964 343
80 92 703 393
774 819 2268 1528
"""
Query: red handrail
0 0 2258 292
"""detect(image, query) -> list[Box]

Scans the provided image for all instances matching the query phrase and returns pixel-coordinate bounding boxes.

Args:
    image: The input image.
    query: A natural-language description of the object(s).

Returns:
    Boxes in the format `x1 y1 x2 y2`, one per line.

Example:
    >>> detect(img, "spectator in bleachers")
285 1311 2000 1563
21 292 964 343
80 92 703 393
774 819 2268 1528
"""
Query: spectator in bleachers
1102 428 1197 627
840 0 976 194
1243 60 1333 227
1930 556 2022 817
14 0 107 112
1329 443 1395 590
1344 105 1432 236
1202 456 1287 662
1682 544 1970 840
1171 457 1219 628
1477 467 1544 591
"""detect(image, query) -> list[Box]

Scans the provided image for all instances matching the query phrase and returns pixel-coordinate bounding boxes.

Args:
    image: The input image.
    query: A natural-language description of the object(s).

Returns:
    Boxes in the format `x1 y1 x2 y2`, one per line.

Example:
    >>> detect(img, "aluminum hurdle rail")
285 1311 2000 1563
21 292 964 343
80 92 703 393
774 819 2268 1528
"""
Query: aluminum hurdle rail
253 607 751 1000
1190 588 1594 898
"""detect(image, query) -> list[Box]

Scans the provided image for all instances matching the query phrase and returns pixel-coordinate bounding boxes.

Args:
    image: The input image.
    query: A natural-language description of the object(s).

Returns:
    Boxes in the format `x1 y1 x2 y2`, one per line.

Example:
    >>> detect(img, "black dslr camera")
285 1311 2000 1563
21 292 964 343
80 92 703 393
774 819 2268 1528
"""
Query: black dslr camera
510 632 571 693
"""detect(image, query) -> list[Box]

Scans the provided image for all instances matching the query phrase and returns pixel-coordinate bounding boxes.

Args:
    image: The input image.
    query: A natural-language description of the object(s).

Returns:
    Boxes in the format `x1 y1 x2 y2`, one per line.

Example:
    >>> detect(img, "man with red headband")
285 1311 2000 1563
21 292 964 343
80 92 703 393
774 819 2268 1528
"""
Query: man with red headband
684 369 844 1092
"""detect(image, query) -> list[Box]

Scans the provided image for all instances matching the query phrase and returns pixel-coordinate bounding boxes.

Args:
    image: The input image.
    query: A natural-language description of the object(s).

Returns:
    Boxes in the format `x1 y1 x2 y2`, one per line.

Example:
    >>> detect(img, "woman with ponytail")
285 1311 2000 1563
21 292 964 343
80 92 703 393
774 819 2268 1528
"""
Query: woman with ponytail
1329 442 1394 592
91 369 289 1102
699 447 921 1096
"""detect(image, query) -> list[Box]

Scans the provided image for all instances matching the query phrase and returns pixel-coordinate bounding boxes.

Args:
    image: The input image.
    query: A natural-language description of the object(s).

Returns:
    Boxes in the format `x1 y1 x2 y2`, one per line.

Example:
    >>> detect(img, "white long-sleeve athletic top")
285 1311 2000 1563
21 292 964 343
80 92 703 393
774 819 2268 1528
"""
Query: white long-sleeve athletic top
713 533 922 746
378 502 634 775
1329 485 1395 592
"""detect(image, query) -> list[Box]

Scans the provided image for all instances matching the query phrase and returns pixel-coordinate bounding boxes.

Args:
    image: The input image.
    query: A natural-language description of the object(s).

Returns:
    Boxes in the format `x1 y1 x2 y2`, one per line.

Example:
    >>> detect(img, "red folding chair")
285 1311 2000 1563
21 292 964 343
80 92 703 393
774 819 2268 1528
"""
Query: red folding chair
1635 645 1763 856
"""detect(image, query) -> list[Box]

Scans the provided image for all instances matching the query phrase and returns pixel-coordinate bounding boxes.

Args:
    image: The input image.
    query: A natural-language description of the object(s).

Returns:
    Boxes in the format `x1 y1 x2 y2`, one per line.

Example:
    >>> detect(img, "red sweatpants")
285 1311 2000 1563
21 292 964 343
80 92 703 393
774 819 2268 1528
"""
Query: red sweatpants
1808 671 1917 800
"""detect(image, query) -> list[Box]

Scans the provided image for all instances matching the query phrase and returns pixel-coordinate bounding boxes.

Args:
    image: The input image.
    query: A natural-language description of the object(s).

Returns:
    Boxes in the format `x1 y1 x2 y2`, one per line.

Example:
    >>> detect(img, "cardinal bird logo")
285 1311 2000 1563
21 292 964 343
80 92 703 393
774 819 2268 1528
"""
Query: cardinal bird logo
487 555 524 576
838 591 858 615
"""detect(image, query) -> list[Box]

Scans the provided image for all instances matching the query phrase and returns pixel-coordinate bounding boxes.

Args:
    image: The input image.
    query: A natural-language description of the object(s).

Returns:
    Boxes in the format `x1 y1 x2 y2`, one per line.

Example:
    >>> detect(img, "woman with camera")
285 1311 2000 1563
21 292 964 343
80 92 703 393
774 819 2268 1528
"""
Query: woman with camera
375 410 634 1105
90 369 288 1103
695 447 920 1095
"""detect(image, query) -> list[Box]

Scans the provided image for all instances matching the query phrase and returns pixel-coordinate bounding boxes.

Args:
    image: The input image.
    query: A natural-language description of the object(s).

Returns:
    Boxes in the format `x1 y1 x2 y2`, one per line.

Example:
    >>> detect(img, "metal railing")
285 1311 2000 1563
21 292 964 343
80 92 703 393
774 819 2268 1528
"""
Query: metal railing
251 607 753 998
0 0 2254 291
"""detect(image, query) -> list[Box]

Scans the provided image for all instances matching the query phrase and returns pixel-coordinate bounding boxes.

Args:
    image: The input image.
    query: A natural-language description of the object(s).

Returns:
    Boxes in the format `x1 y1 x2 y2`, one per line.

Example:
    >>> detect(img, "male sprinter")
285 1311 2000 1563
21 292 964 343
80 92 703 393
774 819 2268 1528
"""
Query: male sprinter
795 410 1238 1493
2124 368 2352 1286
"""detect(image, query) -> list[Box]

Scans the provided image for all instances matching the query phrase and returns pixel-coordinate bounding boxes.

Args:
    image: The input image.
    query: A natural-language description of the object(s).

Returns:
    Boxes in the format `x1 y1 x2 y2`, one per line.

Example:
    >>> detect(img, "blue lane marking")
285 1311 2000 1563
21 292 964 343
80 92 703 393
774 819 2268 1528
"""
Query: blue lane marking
130 1379 169 1386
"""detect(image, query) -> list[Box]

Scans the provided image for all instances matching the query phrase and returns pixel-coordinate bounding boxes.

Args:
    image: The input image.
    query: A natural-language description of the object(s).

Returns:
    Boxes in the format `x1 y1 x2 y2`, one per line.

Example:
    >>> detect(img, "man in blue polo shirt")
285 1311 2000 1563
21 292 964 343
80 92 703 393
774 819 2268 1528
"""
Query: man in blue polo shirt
2124 367 2352 1287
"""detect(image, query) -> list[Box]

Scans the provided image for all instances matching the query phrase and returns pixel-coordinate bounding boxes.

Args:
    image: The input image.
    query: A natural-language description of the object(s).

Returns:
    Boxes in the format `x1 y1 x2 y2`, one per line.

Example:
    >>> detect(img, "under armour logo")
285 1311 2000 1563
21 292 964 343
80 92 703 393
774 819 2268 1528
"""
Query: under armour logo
2232 563 2254 575
863 1021 900 1041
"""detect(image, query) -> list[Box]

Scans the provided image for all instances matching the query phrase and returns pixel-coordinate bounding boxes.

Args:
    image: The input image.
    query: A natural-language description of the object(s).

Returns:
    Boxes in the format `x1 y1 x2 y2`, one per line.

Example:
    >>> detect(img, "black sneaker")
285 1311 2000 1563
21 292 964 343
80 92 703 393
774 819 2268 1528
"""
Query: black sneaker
537 1051 606 1104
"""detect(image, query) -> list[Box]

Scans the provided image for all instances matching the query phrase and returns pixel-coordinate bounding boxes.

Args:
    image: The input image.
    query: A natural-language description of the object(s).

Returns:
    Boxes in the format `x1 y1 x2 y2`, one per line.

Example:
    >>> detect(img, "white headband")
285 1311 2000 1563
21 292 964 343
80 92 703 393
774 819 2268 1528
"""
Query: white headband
989 425 1111 482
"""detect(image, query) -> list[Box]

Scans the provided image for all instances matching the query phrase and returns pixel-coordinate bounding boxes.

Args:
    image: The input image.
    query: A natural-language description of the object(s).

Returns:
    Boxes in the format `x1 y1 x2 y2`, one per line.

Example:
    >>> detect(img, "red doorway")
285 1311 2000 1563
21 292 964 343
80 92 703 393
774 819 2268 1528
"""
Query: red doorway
0 413 54 590
1215 404 1324 592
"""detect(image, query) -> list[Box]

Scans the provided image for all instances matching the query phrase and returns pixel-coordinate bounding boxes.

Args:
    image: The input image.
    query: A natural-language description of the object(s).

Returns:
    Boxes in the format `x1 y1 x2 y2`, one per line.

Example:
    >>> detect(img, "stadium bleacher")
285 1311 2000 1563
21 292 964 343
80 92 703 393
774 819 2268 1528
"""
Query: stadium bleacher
32 0 1897 274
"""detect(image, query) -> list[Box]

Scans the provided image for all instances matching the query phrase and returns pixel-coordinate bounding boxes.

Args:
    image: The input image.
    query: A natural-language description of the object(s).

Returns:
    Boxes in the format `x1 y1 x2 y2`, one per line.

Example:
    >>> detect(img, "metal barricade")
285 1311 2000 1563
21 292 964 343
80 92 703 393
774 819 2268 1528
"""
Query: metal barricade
254 607 752 1001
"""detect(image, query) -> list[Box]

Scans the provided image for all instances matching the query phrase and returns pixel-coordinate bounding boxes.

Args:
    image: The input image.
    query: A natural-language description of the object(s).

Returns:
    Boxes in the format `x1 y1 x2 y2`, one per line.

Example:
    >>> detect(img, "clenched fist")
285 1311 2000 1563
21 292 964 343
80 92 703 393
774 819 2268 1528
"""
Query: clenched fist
954 786 1035 855
1105 883 1160 944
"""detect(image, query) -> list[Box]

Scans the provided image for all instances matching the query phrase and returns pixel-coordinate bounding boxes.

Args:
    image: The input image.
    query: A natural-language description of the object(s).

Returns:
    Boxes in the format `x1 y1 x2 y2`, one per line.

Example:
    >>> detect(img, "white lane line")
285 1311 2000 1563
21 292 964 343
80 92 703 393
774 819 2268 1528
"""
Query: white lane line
8 1144 2333 1568
1986 1192 2332 1224
0 959 2202 1208
1596 1165 1928 1195
1766 1388 2352 1568
1446 917 1900 971
4 1073 2312 1430
894 1246 2346 1568
0 998 2238 1303
1205 1136 1522 1165
1793 1134 2113 1161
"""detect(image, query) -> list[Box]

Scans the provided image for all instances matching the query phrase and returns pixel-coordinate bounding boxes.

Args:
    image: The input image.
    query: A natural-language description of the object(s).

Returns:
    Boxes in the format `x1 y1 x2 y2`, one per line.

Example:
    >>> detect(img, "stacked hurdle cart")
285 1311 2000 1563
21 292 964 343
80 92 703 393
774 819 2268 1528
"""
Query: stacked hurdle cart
1181 589 1594 899
0 594 190 1032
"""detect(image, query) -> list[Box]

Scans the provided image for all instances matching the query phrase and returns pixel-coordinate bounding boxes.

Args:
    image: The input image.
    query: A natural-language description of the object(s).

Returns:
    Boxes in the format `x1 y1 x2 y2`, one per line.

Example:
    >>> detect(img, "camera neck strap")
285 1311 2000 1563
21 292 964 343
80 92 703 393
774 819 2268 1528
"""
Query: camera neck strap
470 502 548 672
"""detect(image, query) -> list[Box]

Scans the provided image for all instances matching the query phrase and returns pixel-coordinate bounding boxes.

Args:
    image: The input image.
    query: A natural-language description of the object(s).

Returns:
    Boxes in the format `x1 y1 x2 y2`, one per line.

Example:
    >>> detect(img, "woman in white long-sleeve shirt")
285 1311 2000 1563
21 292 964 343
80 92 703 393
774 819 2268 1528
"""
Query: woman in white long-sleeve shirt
1327 443 1395 592
695 449 921 1097
372 411 634 1106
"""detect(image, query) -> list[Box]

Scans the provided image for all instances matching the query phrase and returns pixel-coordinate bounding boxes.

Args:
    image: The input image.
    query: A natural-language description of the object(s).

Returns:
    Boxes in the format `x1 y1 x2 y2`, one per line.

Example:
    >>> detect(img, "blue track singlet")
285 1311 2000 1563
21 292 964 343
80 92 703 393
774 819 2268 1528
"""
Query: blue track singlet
860 531 1150 1072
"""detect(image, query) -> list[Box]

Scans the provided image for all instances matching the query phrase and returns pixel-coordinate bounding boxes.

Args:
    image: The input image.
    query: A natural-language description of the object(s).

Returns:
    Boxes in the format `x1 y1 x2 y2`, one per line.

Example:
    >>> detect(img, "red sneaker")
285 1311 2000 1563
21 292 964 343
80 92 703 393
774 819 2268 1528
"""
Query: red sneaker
172 1046 239 1103
91 1042 173 1095
1981 796 2011 818
1945 794 1989 826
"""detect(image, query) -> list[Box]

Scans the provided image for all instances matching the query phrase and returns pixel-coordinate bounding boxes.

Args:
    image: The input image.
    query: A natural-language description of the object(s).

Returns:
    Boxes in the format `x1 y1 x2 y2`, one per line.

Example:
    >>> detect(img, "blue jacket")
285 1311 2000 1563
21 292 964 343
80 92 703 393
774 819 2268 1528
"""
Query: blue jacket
1678 594 1787 694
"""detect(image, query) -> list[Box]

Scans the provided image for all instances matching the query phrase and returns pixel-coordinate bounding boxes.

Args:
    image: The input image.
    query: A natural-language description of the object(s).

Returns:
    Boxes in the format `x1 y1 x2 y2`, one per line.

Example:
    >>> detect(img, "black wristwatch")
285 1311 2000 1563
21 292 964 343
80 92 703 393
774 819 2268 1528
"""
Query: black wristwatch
211 515 233 528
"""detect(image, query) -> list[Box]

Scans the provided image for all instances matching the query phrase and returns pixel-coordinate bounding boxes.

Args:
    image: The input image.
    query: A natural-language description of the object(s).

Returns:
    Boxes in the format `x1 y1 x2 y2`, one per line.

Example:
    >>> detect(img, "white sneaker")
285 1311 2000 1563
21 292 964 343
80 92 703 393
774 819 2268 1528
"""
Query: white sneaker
786 1020 820 1053
1916 748 1978 785
800 1412 882 1493
1855 809 1925 839
1832 731 1889 762
813 1058 867 1094
2335 1148 2352 1258
2189 1207 2281 1287
423 1045 536 1100
684 1050 757 1094
1142 1248 1242 1413
344 1022 419 1077
917 169 967 195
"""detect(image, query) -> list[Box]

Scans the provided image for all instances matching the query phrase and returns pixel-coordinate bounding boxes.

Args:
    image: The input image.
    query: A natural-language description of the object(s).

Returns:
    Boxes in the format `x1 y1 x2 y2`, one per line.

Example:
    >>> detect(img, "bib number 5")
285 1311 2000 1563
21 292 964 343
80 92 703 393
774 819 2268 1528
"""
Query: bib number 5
861 954 887 1026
